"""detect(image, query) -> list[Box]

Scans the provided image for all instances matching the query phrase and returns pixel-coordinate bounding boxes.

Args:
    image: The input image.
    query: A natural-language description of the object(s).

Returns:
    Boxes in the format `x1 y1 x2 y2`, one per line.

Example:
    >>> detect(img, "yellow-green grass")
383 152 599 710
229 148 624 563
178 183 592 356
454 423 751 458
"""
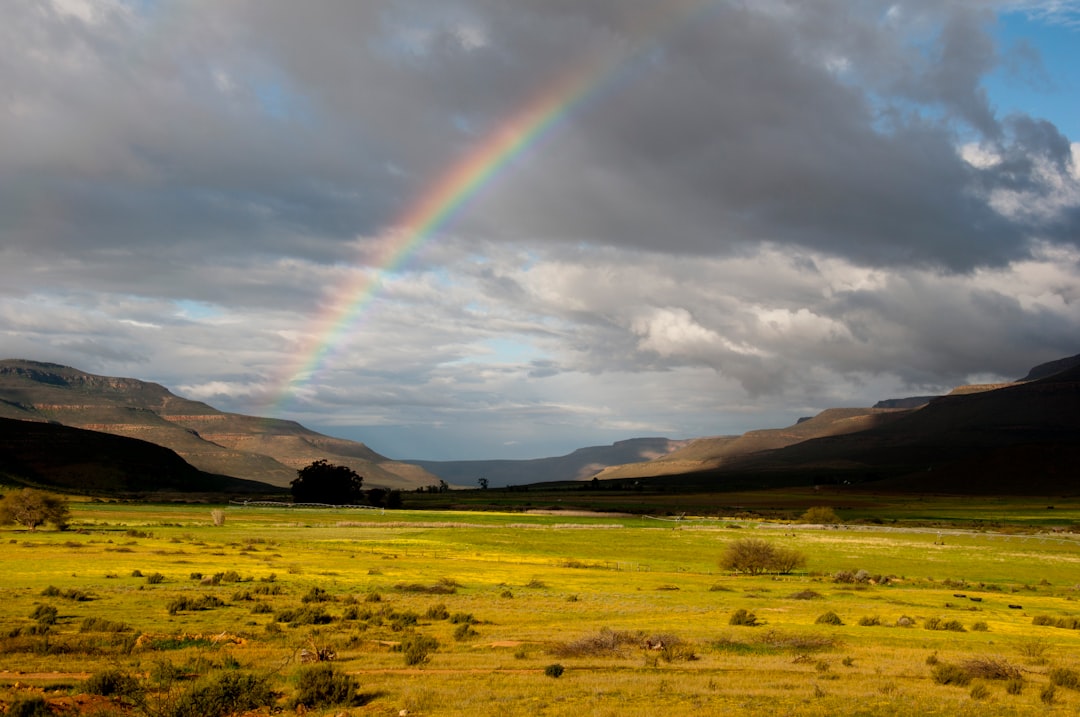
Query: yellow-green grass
3 503 1080 714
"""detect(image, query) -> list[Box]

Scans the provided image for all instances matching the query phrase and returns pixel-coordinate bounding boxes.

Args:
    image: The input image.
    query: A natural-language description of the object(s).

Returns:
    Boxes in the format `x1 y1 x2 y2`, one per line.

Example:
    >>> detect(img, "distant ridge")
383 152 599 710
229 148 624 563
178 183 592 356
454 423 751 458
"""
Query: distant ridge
411 438 690 488
0 359 439 490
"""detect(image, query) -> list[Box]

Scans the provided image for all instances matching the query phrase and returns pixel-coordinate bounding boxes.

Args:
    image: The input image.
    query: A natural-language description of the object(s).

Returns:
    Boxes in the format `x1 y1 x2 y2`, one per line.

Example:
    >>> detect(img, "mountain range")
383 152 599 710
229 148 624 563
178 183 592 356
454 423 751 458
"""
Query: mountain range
0 354 1077 496
0 359 436 492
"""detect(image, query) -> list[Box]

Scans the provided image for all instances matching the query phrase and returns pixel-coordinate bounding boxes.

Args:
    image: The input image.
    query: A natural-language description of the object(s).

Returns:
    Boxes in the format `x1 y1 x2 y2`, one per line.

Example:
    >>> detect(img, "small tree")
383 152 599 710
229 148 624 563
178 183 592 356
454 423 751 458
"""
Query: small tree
801 506 841 524
0 488 70 531
291 460 364 505
720 538 806 575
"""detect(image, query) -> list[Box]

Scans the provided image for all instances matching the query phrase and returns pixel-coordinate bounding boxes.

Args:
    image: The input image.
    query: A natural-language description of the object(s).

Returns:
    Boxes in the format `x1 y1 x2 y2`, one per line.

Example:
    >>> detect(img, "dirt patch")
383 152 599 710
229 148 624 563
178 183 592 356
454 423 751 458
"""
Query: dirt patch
0 671 91 681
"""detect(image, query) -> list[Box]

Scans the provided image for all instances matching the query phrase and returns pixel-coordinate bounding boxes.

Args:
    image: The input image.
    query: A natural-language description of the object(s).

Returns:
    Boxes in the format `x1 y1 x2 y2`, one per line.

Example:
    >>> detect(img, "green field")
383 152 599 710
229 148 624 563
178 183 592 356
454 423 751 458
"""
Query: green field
4 500 1080 715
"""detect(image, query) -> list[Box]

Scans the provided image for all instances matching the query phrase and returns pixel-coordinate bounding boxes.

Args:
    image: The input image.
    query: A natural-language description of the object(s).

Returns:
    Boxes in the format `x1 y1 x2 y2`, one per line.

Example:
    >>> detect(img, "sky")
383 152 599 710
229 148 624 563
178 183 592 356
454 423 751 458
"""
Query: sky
2 0 1079 461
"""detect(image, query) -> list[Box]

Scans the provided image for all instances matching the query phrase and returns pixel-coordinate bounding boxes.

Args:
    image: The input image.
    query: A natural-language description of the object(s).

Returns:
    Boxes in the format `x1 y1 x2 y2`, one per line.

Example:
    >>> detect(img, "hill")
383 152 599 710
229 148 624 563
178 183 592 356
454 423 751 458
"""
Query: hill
594 407 912 481
411 438 690 488
0 360 439 490
624 363 1080 495
0 417 272 496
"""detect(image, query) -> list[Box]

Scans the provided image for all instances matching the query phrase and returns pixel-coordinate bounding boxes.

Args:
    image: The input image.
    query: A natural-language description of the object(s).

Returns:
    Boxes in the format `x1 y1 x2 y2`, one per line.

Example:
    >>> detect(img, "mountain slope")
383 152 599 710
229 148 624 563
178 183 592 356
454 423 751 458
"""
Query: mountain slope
411 438 690 488
0 417 271 495
666 364 1080 494
595 407 912 481
0 360 438 490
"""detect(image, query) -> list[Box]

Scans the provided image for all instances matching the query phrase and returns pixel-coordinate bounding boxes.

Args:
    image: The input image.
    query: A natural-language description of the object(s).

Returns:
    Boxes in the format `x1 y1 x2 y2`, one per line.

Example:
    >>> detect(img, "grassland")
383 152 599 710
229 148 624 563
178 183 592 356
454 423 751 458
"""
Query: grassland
4 500 1080 715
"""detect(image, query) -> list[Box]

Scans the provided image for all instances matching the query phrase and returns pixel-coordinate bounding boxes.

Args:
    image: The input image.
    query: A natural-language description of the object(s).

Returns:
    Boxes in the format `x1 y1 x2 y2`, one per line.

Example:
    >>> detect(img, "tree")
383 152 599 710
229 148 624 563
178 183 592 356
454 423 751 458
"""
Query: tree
720 538 806 575
477 477 488 490
0 488 70 531
291 460 364 505
801 506 841 524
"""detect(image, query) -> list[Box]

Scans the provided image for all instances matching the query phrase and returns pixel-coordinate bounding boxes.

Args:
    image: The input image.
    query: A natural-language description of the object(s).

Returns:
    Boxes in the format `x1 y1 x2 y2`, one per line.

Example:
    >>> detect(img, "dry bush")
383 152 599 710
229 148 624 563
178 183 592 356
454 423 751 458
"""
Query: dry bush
960 656 1021 680
788 589 823 600
551 627 639 658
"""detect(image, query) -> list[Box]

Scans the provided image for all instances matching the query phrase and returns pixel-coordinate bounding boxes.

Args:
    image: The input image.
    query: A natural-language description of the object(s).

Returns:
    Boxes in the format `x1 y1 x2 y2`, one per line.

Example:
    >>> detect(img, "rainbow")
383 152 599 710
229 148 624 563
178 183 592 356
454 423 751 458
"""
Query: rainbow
274 2 714 408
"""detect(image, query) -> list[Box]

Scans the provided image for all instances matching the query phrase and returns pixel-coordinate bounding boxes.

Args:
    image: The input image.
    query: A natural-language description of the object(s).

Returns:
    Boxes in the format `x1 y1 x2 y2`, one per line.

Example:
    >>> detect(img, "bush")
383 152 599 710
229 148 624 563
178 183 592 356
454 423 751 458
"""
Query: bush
165 672 273 717
403 634 438 666
85 668 142 697
6 695 50 717
0 488 70 530
961 657 1020 680
453 623 478 641
1048 667 1080 690
729 609 759 626
551 628 639 657
720 538 806 575
146 572 165 584
800 506 841 524
815 611 843 626
167 595 225 615
857 615 880 626
29 605 58 625
291 663 358 709
79 616 132 633
931 663 972 686
544 663 565 678
274 606 333 626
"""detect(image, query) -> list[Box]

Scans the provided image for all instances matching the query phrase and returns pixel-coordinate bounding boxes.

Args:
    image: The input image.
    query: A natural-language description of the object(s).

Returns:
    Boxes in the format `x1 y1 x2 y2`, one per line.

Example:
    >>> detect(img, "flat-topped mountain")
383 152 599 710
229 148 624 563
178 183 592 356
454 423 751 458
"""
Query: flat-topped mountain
0 360 438 490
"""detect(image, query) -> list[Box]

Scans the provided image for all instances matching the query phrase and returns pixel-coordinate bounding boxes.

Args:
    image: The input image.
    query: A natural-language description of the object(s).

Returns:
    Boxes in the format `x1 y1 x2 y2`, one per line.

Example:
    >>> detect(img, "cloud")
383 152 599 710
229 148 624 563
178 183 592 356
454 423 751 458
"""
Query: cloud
1 0 1078 459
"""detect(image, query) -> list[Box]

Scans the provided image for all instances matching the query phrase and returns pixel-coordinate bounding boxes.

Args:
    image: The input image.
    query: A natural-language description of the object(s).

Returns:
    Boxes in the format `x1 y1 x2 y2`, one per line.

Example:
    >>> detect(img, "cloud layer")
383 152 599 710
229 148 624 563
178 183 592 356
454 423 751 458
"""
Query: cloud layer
2 0 1078 459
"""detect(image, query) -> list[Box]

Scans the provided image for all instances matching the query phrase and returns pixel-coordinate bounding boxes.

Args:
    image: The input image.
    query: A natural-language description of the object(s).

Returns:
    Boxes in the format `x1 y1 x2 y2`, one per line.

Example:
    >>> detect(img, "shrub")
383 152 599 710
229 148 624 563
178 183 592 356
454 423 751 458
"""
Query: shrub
800 506 841 524
167 595 225 615
788 590 822 600
1041 684 1057 704
0 488 70 530
857 615 880 626
29 605 58 625
146 572 165 584
729 608 760 626
291 663 358 709
551 628 639 657
210 509 225 526
969 682 989 700
449 612 476 625
1006 677 1024 695
274 606 333 626
971 621 989 632
165 672 273 717
6 695 50 717
79 616 132 633
815 611 843 626
960 657 1020 680
85 668 142 698
398 634 438 666
301 586 333 603
895 615 915 627
720 538 806 575
931 663 972 686
544 663 565 678
425 603 450 620
453 623 478 641
1048 667 1080 690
